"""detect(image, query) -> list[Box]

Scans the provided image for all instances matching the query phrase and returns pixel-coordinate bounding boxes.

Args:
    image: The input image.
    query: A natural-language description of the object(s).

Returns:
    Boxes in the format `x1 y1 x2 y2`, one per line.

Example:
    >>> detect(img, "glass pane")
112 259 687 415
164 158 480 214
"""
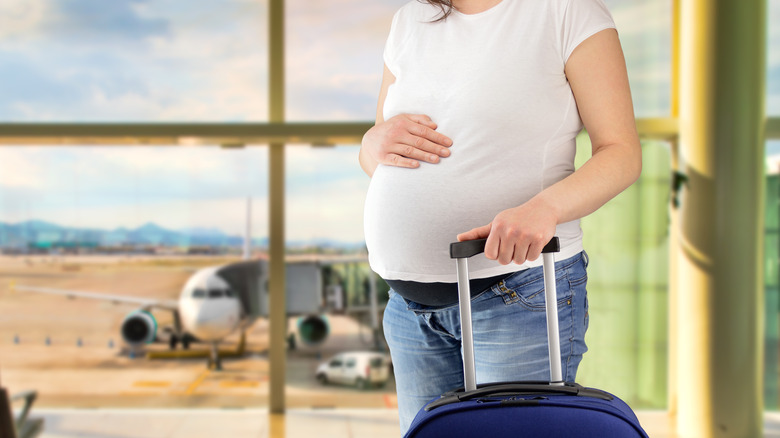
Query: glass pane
0 145 270 407
766 152 779 410
284 144 389 312
286 0 405 121
604 0 671 117
770 0 780 116
0 1 268 122
286 145 368 247
575 134 671 409
0 146 268 232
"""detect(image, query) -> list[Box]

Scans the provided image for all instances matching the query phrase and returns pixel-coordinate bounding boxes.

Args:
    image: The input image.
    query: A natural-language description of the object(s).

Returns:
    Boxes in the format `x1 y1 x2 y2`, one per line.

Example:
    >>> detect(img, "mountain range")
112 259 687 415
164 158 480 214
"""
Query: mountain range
0 220 363 251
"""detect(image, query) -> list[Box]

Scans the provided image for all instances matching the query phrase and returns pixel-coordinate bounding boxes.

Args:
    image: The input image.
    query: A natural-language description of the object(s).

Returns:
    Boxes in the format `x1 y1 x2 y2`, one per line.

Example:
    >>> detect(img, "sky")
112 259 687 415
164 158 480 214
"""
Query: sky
0 0 778 244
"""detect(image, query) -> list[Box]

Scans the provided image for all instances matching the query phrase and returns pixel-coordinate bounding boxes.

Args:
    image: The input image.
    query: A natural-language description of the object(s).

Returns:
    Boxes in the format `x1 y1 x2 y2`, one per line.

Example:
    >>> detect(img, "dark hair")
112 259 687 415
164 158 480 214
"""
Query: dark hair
420 0 454 21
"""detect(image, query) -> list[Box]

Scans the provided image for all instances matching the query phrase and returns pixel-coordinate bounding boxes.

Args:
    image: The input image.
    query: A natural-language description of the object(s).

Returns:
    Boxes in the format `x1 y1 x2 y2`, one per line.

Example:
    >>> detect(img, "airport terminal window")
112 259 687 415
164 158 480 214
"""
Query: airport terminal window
574 136 671 409
0 144 272 409
765 0 780 409
285 146 371 257
603 0 671 117
0 1 268 122
770 0 780 116
285 0 405 121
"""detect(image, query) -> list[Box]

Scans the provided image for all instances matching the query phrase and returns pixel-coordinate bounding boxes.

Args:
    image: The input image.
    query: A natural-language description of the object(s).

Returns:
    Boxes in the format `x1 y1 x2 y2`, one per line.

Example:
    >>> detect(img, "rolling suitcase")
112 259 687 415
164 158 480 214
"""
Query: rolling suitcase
404 237 649 437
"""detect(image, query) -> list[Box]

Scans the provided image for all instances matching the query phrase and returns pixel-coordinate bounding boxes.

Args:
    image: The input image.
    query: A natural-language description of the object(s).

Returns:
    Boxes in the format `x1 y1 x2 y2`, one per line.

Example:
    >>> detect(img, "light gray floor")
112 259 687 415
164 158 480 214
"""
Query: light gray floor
24 409 780 438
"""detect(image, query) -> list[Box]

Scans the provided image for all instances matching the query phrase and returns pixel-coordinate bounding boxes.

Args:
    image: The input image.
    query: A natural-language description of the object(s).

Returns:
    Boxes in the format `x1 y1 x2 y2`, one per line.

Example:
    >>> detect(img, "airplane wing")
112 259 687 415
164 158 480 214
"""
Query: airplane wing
10 284 179 311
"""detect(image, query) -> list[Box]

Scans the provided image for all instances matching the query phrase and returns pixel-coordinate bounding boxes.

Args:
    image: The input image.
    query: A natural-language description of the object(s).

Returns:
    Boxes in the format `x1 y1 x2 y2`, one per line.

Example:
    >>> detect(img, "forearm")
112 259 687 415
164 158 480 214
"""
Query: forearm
533 141 642 225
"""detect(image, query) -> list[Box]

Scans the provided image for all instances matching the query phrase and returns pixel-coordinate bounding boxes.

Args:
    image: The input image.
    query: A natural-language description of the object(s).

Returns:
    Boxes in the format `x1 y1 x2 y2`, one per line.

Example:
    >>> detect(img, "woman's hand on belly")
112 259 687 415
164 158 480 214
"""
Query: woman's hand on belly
456 196 558 266
362 114 453 169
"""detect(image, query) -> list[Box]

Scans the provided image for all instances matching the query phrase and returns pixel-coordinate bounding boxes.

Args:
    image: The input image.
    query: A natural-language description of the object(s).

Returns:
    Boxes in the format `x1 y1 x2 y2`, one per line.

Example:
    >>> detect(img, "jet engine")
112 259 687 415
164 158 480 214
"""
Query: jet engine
296 315 329 346
121 310 158 346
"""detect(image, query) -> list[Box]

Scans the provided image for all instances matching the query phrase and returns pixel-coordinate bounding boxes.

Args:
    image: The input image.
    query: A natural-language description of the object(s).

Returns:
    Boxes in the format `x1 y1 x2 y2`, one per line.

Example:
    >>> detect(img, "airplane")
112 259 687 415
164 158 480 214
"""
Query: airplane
12 265 244 370
10 200 380 370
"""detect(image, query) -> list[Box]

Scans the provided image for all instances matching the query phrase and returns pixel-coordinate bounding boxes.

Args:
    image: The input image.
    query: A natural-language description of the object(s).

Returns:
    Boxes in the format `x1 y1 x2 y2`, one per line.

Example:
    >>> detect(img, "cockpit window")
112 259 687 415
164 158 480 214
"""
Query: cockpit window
192 289 206 298
208 289 224 298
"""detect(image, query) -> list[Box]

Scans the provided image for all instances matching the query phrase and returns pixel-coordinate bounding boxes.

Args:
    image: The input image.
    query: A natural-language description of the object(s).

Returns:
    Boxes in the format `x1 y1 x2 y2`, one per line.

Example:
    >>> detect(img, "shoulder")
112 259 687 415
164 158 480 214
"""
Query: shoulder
542 0 614 21
392 1 442 26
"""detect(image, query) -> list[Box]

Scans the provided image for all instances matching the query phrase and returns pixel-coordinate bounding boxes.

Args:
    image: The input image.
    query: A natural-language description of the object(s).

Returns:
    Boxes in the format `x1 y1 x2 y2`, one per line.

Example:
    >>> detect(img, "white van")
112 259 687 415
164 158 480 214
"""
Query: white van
315 351 391 389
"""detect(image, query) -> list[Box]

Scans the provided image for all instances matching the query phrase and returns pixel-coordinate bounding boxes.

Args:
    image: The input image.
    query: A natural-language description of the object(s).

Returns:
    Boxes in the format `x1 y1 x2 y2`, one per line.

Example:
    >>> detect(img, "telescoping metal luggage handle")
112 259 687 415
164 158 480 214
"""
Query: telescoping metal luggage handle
449 237 561 392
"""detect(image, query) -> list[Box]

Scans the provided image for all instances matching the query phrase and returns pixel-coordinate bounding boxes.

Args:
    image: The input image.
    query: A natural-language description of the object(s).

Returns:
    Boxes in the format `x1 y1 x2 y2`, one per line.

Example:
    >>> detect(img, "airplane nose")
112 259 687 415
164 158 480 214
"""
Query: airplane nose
189 303 239 340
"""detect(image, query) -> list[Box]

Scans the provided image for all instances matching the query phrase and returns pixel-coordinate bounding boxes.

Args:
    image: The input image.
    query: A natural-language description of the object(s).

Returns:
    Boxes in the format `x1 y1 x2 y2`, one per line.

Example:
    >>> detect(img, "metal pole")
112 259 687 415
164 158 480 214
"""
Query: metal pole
456 258 477 392
542 252 563 385
268 0 286 414
677 0 766 435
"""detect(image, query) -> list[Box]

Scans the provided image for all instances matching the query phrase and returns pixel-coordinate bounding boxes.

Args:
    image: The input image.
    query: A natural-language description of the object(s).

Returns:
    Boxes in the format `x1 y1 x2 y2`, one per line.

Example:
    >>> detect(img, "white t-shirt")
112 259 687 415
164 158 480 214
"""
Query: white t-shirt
363 0 616 282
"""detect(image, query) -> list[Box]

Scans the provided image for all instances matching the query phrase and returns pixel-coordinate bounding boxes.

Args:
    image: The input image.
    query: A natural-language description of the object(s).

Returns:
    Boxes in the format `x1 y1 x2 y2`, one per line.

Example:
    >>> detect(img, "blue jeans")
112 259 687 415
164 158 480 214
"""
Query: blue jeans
383 251 589 435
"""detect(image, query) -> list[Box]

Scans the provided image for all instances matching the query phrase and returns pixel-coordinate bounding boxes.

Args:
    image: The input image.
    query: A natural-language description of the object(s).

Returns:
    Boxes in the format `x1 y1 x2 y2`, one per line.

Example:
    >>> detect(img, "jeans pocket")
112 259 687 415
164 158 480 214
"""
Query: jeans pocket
566 253 588 288
496 267 572 309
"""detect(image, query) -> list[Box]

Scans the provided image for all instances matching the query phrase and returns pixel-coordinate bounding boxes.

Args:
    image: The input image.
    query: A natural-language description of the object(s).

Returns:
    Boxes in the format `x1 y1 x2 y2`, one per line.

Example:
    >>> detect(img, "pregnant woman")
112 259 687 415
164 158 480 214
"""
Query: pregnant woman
359 0 641 434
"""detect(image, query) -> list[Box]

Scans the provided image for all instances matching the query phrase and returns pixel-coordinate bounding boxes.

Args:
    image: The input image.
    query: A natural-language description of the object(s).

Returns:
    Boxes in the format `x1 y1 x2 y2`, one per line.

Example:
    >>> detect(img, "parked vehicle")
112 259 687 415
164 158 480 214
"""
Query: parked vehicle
315 351 391 389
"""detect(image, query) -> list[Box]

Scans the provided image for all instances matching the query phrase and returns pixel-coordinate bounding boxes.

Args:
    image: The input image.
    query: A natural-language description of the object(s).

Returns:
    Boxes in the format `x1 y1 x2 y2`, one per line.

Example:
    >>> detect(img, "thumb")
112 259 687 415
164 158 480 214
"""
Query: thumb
457 223 492 242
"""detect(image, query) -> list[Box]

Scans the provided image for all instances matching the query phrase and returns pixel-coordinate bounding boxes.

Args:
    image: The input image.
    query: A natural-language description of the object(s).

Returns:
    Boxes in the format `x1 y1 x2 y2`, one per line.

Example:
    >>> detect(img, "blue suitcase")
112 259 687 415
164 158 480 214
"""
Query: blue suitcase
404 238 649 438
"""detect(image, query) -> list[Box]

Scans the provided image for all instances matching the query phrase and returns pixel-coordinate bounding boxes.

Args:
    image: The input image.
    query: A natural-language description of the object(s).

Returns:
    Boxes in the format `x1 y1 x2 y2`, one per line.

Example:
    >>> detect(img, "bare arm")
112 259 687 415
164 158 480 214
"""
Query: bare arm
358 65 394 176
458 28 642 265
359 64 453 177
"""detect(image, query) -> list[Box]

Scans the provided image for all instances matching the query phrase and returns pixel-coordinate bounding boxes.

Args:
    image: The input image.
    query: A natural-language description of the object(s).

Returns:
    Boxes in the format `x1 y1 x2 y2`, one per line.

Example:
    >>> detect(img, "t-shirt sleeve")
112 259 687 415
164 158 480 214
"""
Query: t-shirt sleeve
561 0 617 64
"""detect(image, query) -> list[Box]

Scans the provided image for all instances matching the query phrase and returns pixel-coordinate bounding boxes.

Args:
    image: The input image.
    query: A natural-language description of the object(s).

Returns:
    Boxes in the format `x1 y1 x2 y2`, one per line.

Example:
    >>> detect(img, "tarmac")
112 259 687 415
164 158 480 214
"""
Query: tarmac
0 254 395 410
15 409 780 437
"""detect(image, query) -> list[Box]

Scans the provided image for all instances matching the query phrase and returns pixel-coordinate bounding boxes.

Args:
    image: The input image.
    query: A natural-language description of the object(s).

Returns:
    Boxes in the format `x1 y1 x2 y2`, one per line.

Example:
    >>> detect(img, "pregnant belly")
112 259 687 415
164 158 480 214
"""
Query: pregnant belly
363 163 532 280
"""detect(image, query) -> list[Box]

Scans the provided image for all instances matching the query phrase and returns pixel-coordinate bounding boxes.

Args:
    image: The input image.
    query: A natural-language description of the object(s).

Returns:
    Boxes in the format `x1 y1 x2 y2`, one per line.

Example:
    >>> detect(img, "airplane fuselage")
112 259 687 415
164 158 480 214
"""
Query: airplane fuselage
178 266 243 342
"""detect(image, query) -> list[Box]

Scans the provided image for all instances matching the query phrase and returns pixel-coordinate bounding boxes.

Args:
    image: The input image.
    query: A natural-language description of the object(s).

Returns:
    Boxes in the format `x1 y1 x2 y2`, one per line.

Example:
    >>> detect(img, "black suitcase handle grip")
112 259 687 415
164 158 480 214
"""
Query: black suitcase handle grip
450 237 560 259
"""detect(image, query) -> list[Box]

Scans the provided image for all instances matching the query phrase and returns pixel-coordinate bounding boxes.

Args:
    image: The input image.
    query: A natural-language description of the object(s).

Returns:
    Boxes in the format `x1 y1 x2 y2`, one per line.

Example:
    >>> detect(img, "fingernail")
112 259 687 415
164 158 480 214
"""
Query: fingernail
441 149 450 157
430 154 438 162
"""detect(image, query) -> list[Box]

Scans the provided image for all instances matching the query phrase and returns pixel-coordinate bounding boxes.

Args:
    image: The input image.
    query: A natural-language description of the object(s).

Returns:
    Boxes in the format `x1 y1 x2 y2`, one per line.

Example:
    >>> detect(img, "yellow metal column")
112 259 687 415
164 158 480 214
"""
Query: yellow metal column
667 0 681 427
268 0 286 414
677 0 766 436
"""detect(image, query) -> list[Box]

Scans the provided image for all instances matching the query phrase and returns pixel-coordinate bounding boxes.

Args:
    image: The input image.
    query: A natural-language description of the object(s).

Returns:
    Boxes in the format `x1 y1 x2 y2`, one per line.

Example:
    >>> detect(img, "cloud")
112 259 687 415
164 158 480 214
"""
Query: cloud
0 0 48 40
0 146 269 199
284 0 405 121
0 0 268 122
0 149 49 189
